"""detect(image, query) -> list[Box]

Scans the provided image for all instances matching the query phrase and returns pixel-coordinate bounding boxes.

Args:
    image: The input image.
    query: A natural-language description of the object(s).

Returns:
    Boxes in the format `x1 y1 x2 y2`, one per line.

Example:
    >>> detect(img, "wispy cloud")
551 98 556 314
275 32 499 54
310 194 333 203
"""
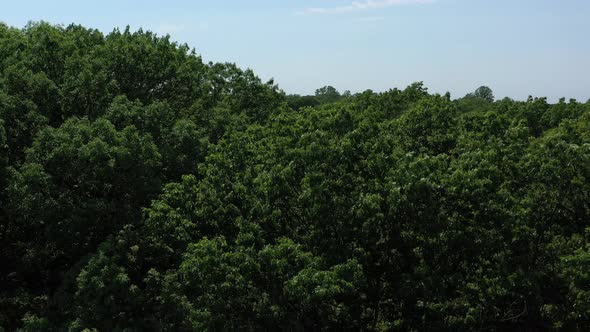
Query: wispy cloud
300 0 434 15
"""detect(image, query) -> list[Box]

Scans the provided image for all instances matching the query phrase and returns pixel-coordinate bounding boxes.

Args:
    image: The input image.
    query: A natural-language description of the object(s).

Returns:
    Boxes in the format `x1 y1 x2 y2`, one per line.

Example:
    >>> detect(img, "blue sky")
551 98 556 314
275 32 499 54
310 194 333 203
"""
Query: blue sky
2 0 590 101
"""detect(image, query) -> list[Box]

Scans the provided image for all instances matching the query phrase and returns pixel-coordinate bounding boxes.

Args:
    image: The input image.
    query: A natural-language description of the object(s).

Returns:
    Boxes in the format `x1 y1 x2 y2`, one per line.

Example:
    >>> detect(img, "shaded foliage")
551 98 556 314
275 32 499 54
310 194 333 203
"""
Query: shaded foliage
1 22 589 331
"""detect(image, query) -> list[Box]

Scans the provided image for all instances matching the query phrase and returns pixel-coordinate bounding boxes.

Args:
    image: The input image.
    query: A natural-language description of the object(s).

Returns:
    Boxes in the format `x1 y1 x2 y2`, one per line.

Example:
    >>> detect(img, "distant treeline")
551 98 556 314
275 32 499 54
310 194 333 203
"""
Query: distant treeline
1 22 590 331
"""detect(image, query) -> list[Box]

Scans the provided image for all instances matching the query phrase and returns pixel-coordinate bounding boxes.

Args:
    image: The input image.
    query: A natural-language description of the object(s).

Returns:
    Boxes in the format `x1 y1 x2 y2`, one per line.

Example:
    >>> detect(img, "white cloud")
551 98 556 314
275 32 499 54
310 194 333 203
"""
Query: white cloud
300 0 434 15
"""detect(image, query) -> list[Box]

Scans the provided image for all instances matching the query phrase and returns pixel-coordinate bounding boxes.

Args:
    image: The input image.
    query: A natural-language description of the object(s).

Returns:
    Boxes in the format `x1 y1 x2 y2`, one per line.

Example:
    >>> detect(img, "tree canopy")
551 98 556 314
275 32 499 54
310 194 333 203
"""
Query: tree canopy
1 22 590 331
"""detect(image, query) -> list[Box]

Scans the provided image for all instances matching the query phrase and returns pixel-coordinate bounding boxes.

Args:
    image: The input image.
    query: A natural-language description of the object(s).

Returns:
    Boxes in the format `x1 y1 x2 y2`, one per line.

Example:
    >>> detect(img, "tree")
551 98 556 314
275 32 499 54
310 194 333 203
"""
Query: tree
314 85 341 104
1 21 590 331
466 85 495 102
286 94 320 110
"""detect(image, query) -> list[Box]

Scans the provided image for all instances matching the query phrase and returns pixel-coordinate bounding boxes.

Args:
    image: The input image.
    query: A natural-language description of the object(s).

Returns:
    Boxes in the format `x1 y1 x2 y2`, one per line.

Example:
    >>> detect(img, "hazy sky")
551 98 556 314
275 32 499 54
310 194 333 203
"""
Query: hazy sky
2 0 590 101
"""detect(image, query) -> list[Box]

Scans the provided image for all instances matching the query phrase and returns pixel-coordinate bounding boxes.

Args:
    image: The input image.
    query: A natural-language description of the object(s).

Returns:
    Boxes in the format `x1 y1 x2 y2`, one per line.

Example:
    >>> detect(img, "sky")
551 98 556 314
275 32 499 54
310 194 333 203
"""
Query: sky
2 0 590 101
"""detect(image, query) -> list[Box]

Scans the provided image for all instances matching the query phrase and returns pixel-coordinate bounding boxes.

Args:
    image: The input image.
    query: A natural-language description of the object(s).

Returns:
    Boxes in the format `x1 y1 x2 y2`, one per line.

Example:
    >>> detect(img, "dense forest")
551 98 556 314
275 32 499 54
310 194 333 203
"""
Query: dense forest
0 22 589 331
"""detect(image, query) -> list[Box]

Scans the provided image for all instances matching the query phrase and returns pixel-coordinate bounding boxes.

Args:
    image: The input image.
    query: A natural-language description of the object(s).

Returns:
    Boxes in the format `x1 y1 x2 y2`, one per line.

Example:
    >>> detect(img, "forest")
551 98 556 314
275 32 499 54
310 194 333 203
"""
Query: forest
0 22 589 331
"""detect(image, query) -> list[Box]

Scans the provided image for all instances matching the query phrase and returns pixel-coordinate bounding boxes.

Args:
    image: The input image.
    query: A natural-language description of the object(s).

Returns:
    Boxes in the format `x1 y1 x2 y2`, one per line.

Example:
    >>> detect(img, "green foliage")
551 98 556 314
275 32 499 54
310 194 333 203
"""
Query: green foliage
1 22 590 331
286 94 320 110
0 118 6 172
397 95 458 154
470 85 495 102
315 85 342 104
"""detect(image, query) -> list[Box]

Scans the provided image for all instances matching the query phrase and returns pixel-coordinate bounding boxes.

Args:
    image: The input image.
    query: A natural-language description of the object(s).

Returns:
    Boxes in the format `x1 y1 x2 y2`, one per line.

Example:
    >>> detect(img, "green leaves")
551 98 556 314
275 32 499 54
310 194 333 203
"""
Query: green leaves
0 118 6 173
397 95 458 155
2 20 590 331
